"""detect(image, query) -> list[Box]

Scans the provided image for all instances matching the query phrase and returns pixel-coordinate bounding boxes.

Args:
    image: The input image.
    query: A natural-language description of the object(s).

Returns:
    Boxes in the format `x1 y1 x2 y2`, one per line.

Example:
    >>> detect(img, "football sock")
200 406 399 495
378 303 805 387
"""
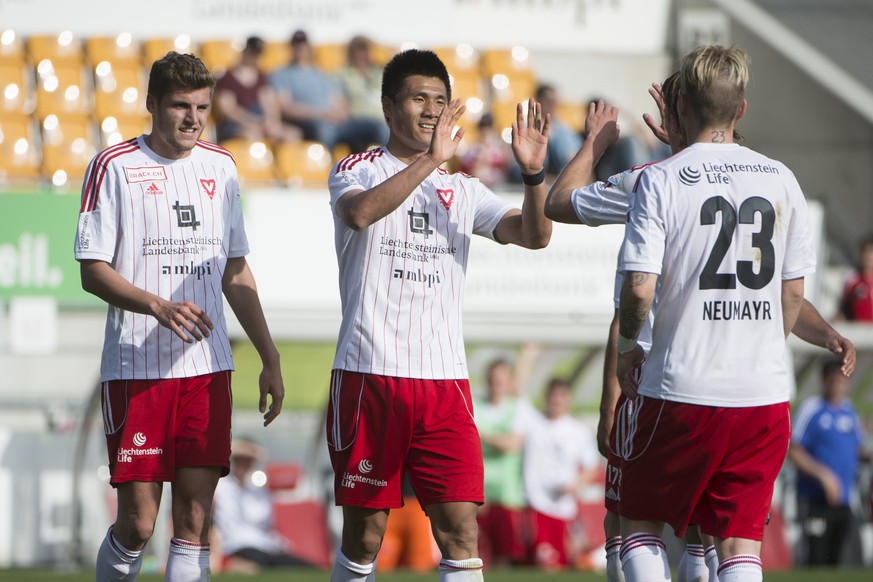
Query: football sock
682 544 708 582
95 526 143 581
620 533 670 582
717 554 762 582
331 549 376 582
164 537 210 581
704 545 719 582
605 536 625 582
439 557 484 581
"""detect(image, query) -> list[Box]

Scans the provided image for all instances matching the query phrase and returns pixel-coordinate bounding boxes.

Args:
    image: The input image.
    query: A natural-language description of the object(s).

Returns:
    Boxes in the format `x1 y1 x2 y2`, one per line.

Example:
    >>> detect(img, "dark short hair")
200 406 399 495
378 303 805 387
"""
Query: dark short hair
546 377 571 395
821 359 844 381
148 51 215 102
381 49 451 102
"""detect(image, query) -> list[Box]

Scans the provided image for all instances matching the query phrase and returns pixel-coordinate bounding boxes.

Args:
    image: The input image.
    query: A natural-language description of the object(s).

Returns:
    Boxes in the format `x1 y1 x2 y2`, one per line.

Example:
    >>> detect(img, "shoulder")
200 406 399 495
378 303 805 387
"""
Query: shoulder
194 140 237 165
793 396 824 433
332 147 387 175
91 137 143 168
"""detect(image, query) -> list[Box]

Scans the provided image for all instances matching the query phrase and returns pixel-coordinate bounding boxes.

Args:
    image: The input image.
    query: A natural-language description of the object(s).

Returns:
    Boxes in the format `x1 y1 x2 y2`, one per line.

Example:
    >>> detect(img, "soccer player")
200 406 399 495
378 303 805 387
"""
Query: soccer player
326 49 552 582
74 52 285 581
547 67 855 581
614 45 816 581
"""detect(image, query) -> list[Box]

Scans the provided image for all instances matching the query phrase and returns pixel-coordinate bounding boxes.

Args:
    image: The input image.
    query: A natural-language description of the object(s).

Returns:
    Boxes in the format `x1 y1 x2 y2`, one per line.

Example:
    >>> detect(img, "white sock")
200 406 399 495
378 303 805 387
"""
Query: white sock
717 554 762 582
704 545 719 582
331 549 376 582
683 544 707 582
95 527 143 582
620 533 670 582
164 537 210 581
605 536 625 582
439 557 484 581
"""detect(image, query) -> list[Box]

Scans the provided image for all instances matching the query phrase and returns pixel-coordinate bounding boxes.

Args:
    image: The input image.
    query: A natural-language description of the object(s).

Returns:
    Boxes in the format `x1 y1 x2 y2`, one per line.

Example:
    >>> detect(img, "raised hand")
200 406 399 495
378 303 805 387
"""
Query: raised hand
642 82 670 145
511 98 550 174
427 98 466 165
585 100 620 153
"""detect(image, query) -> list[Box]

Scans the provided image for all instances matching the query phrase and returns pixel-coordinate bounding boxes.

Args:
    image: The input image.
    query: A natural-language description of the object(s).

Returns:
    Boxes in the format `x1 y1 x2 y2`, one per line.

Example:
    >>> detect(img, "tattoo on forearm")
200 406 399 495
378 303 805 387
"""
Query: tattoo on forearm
618 305 649 340
711 130 726 143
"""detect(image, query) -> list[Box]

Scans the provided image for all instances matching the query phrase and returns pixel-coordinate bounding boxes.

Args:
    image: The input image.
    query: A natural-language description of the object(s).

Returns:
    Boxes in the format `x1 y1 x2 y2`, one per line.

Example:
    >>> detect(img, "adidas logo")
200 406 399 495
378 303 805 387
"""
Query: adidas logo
146 182 163 195
606 487 620 501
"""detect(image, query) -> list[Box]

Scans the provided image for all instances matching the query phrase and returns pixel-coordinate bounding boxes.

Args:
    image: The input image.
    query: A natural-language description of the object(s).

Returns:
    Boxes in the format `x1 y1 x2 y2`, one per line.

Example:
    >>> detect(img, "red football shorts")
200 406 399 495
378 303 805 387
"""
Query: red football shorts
527 509 569 568
604 394 634 514
102 372 233 486
477 503 528 565
326 370 484 509
618 396 790 541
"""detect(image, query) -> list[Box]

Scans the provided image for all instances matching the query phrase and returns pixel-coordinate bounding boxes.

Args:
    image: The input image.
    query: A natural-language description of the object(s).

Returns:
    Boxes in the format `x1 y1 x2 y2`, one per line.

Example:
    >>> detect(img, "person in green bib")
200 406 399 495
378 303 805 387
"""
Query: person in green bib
473 358 542 566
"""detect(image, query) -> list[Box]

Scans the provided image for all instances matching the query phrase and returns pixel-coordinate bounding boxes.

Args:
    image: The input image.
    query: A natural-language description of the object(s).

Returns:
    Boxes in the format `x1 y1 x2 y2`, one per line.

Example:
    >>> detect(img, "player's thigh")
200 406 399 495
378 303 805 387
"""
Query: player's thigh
408 378 484 507
175 372 233 475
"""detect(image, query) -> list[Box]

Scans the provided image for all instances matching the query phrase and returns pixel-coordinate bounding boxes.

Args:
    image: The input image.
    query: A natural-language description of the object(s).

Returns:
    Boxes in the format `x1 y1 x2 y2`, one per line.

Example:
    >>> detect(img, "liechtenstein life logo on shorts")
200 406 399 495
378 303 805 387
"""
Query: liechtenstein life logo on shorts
117 431 163 463
341 459 388 489
358 459 373 474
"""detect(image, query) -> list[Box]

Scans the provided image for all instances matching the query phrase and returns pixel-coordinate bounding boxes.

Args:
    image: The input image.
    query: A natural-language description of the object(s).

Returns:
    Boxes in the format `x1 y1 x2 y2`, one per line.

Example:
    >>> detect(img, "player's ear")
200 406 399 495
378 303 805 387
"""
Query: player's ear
382 96 393 126
735 99 747 122
146 94 157 115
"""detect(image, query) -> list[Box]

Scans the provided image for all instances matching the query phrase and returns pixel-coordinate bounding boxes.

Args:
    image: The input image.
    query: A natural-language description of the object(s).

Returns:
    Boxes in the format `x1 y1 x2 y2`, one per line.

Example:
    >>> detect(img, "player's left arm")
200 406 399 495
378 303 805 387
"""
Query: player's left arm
493 99 552 249
781 277 805 339
791 299 856 377
616 271 656 399
222 256 284 426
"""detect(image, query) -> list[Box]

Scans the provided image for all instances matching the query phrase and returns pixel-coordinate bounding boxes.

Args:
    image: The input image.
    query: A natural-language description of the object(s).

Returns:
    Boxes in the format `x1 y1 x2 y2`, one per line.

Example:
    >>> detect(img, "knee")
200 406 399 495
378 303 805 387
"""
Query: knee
342 519 386 562
114 516 156 549
433 516 479 557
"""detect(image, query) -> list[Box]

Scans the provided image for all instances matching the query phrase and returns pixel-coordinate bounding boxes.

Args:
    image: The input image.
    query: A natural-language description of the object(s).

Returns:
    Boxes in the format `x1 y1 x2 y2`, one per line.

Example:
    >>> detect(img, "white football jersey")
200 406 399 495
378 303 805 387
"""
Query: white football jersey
619 143 816 406
75 137 248 381
570 162 657 226
328 148 513 379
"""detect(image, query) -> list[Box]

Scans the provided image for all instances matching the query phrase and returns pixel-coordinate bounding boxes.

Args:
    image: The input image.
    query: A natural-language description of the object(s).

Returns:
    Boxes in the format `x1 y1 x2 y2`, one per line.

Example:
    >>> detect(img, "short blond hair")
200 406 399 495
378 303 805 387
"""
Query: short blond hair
680 45 749 126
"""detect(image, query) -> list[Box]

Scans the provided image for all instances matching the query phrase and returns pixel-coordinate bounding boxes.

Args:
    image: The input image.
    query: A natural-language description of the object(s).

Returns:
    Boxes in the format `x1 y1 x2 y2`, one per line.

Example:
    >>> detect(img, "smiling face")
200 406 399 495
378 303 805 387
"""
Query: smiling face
145 86 211 159
383 74 448 161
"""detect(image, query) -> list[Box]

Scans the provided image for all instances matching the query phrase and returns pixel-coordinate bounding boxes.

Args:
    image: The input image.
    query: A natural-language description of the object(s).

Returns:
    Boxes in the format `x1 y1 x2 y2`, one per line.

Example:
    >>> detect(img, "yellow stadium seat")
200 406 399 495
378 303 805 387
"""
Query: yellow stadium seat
34 62 92 119
0 62 35 116
85 34 142 68
274 140 333 187
0 29 26 65
480 47 534 78
557 100 587 134
142 36 196 67
40 113 98 188
261 40 291 73
313 43 346 73
97 114 151 148
93 63 146 120
433 44 480 74
0 114 41 183
219 138 277 186
369 42 397 67
27 32 85 67
199 39 242 76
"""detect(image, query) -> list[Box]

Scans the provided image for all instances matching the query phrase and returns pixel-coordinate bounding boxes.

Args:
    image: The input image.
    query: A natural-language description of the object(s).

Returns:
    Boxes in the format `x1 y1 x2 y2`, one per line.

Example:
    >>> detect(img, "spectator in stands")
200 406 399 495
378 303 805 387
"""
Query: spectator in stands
212 36 301 144
536 83 582 179
333 35 390 153
523 378 600 570
473 358 540 567
458 112 512 190
838 234 873 322
269 29 347 149
789 360 871 566
213 437 315 573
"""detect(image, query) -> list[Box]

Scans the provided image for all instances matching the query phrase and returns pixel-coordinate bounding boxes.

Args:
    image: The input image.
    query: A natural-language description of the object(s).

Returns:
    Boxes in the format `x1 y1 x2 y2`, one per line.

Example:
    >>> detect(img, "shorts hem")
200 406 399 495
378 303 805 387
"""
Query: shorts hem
335 498 404 510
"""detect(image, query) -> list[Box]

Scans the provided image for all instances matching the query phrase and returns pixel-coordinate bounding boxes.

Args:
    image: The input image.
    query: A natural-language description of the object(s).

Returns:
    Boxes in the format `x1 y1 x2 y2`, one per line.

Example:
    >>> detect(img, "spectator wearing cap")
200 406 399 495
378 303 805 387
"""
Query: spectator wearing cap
269 29 348 149
212 36 301 143
212 437 315 573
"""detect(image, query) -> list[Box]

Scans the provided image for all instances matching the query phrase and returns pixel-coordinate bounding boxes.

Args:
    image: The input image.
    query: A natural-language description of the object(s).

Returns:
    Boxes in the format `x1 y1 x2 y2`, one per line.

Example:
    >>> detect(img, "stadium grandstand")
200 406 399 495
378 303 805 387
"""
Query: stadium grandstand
0 0 872 576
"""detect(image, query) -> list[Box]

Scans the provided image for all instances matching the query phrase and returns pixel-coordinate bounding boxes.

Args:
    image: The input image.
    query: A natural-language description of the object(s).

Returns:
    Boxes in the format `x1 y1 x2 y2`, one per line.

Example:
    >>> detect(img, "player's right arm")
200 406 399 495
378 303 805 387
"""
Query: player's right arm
545 100 620 224
79 259 213 343
335 99 465 231
597 309 622 457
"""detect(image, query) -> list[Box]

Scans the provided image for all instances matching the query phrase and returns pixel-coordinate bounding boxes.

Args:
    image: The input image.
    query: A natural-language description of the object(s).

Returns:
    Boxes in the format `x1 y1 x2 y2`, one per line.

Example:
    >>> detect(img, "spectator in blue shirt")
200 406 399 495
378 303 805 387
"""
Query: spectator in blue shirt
789 360 871 565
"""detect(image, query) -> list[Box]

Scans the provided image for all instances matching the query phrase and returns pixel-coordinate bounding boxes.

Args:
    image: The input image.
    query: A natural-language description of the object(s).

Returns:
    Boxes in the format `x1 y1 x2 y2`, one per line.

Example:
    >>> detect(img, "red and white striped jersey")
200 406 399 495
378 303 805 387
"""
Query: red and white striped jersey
74 136 249 381
328 148 513 380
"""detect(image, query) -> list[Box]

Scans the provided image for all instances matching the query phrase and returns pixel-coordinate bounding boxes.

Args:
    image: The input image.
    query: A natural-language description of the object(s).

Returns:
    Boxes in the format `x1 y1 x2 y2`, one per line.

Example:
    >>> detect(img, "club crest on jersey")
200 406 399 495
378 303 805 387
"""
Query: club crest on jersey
436 188 454 211
125 165 167 184
145 182 164 196
200 178 216 199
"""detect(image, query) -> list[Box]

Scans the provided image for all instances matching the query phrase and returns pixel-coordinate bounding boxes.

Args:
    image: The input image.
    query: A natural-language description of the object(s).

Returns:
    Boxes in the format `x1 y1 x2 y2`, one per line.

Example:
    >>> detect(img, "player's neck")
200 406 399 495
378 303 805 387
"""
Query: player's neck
686 126 736 146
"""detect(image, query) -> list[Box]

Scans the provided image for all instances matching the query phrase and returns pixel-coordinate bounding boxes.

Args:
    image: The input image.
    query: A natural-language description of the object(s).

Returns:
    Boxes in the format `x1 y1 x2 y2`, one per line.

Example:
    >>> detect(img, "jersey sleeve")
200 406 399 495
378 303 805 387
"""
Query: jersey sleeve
470 179 514 241
226 173 250 258
328 156 375 214
570 168 637 226
619 167 666 275
74 154 120 262
781 170 817 280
